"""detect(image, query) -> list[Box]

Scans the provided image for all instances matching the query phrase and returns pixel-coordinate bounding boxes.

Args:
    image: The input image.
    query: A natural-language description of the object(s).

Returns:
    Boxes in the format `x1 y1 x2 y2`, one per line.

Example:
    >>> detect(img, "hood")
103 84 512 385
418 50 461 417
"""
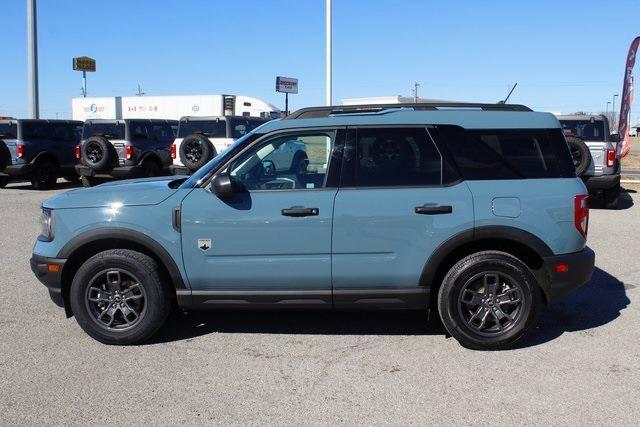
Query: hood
43 176 189 209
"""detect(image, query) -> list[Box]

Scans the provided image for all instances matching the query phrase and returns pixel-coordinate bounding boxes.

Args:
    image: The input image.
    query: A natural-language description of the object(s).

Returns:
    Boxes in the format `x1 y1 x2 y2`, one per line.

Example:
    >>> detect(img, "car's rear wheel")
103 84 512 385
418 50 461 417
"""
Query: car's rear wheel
438 251 541 350
82 137 113 171
70 249 171 345
180 134 215 172
141 159 162 178
30 158 59 190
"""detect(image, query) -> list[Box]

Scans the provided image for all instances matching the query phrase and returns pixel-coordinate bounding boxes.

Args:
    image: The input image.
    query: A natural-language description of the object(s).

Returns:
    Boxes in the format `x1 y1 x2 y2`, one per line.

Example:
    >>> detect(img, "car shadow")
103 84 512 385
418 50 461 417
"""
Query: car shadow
590 188 634 210
148 267 628 349
517 267 630 349
1 181 82 191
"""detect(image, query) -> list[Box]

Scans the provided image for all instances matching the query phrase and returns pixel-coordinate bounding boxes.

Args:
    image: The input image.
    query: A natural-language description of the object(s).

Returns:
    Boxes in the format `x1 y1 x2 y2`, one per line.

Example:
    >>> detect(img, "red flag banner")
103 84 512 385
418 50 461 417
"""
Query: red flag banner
618 36 640 158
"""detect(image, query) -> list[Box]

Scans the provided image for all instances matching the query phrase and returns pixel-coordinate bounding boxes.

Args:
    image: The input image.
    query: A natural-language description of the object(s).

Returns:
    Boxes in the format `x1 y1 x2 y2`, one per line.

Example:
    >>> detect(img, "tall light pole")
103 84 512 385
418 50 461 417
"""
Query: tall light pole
606 101 611 115
326 0 332 106
612 94 619 131
27 0 40 119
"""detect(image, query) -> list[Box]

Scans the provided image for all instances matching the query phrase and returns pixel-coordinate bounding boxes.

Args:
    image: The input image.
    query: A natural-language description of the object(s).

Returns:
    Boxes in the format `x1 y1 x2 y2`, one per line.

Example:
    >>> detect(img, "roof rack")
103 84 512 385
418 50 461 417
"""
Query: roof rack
285 102 532 119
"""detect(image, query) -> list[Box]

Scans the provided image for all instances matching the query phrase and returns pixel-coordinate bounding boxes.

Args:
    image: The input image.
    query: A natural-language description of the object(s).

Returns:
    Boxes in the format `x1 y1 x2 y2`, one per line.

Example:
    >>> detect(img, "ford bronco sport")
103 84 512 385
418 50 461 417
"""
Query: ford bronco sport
556 115 621 209
170 116 271 175
0 119 82 189
76 119 177 186
31 103 595 350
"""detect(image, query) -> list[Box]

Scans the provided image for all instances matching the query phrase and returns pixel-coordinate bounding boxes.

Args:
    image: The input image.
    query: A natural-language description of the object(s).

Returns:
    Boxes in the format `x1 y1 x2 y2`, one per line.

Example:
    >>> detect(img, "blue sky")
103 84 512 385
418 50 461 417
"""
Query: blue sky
1 0 639 122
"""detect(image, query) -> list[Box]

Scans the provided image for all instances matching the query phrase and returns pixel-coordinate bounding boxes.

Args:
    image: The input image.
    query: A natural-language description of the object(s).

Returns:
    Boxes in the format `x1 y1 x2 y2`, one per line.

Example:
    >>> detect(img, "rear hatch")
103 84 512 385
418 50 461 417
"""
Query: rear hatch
559 119 612 176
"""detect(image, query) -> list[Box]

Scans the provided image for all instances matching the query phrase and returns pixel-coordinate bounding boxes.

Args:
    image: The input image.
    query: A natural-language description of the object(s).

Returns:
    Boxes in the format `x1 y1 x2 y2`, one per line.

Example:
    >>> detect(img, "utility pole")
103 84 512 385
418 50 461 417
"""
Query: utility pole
412 82 421 102
606 101 611 116
27 0 40 119
326 0 332 106
136 84 145 96
612 94 619 131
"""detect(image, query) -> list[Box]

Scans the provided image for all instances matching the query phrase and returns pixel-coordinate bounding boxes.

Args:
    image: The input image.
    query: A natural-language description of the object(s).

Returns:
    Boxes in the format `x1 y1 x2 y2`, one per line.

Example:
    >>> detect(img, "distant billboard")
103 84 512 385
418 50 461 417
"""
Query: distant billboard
73 56 96 72
276 76 298 94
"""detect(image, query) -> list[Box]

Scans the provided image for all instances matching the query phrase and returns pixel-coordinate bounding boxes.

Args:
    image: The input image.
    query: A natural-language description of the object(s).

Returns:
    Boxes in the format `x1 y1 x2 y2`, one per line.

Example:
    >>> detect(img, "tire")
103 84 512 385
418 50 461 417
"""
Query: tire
69 249 172 345
0 176 9 188
80 176 100 187
437 251 541 350
82 136 113 171
64 174 80 183
30 158 59 190
179 134 215 172
290 151 309 175
141 158 162 178
566 136 591 177
603 183 620 210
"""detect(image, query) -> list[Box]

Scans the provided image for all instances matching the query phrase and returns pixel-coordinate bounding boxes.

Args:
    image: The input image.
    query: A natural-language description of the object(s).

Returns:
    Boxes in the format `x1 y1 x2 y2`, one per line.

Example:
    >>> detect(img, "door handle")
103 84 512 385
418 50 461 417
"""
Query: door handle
415 205 453 215
281 207 319 217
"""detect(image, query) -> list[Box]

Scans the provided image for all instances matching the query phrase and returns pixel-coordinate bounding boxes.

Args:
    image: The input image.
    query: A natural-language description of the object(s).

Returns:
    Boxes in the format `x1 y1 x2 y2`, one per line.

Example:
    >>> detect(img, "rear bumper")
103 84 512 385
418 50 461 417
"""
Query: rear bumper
541 247 595 303
30 253 66 308
582 174 620 191
76 164 142 179
169 165 191 175
0 163 33 177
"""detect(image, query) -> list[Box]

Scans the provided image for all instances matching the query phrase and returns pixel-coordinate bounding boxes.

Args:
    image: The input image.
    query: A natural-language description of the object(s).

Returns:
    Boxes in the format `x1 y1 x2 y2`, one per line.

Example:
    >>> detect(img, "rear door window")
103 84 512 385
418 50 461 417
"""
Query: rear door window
0 123 18 139
560 120 605 141
351 128 443 187
52 123 73 141
178 120 226 138
431 126 576 180
83 123 125 139
22 122 52 139
130 121 149 140
149 123 174 142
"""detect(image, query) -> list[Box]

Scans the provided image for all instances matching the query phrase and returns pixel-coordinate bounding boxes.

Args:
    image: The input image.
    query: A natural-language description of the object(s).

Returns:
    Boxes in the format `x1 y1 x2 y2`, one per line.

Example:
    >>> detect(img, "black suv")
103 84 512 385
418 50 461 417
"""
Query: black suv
75 119 177 186
0 119 82 189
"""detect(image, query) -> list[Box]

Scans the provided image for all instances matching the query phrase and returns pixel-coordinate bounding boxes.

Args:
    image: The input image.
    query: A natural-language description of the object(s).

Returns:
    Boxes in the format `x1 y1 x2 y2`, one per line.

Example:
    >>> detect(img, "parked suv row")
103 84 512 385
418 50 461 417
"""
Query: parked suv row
0 119 82 189
31 103 595 350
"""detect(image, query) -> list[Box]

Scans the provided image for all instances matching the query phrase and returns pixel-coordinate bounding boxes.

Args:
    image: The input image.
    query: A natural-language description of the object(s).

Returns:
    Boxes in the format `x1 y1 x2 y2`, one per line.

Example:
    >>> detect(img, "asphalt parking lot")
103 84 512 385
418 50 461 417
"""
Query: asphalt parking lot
1 180 639 425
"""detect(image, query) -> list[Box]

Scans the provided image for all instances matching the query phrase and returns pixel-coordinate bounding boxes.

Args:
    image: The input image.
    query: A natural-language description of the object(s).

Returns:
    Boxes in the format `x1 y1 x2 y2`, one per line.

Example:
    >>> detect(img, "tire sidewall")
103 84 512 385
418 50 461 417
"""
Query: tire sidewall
70 251 168 344
566 136 591 176
31 158 58 190
180 134 214 171
438 253 540 350
82 137 113 171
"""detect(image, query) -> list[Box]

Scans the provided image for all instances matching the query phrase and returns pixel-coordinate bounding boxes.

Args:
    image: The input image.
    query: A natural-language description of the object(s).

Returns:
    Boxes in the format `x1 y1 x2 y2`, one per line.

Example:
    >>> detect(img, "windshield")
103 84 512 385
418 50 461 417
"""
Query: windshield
0 123 18 139
179 131 260 189
178 120 226 138
559 120 606 141
83 123 125 140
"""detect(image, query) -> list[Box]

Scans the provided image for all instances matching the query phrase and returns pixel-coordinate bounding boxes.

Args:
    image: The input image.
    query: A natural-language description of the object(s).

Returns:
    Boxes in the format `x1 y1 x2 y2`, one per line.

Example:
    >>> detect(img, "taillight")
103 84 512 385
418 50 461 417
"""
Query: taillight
16 143 24 158
574 194 589 238
606 149 616 168
74 145 81 159
170 143 176 159
125 145 133 161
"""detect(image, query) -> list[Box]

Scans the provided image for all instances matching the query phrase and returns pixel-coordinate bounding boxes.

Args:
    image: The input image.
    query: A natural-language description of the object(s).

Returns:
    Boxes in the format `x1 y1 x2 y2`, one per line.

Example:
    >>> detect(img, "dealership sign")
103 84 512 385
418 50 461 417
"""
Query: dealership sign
73 56 96 72
276 76 298 94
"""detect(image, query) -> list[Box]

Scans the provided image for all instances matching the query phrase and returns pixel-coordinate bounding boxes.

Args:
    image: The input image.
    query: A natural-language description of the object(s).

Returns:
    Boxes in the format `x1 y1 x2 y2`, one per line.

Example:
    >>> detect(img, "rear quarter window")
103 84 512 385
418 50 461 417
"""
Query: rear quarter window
431 126 576 180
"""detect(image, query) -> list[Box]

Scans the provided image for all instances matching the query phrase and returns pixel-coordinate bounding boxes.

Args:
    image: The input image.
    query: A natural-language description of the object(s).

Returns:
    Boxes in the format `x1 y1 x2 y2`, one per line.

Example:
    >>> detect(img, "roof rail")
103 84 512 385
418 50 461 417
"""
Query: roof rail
284 102 532 119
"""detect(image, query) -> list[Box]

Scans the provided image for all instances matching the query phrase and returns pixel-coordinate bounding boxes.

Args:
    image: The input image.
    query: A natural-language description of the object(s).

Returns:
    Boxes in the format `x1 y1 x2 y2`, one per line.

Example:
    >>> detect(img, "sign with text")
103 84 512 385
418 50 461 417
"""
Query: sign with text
276 76 298 94
73 56 96 72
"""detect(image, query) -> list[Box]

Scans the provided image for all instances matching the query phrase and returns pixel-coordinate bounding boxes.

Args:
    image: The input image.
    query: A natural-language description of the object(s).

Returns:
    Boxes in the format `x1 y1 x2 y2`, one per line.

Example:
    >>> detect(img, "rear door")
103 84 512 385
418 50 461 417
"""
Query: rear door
331 127 474 307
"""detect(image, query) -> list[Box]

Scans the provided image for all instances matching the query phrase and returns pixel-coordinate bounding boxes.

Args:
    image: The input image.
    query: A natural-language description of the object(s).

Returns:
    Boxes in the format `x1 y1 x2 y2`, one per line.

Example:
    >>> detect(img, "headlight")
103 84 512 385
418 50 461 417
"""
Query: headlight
38 207 54 242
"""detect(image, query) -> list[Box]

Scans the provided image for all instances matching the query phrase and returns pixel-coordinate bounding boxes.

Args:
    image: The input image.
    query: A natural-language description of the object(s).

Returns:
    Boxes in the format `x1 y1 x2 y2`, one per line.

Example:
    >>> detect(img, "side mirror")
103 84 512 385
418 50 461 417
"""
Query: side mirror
610 133 621 143
211 173 234 198
262 160 276 177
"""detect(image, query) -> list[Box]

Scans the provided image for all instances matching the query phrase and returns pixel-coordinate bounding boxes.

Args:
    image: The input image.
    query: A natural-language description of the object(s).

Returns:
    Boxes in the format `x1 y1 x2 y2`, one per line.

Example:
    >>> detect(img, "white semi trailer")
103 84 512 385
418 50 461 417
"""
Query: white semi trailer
72 94 278 121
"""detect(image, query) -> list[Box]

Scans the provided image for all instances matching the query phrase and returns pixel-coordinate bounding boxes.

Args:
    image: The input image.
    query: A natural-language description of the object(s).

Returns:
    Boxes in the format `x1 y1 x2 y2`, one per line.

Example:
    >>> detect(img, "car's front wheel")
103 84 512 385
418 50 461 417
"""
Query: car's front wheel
70 249 171 345
437 251 541 350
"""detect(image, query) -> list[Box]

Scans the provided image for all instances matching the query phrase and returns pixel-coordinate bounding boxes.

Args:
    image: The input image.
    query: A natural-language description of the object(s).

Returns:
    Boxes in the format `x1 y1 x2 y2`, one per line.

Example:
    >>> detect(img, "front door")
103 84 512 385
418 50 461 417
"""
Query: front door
180 128 344 306
331 127 474 307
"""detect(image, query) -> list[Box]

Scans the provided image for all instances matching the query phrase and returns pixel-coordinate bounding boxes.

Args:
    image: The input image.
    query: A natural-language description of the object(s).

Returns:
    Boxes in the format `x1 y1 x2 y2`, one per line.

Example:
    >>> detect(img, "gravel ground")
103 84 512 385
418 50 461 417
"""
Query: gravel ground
1 180 638 425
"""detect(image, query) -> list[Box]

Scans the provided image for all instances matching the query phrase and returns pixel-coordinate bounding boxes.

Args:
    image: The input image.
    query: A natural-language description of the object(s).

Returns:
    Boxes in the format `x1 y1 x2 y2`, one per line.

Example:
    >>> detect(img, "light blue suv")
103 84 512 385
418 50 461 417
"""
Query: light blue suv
30 103 595 350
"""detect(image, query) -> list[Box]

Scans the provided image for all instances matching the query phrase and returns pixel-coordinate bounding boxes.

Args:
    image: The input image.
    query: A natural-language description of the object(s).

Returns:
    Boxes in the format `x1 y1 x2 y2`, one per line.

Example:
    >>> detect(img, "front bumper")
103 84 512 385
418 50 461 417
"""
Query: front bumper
30 253 66 308
541 246 595 303
582 174 620 191
76 164 142 179
0 163 33 177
